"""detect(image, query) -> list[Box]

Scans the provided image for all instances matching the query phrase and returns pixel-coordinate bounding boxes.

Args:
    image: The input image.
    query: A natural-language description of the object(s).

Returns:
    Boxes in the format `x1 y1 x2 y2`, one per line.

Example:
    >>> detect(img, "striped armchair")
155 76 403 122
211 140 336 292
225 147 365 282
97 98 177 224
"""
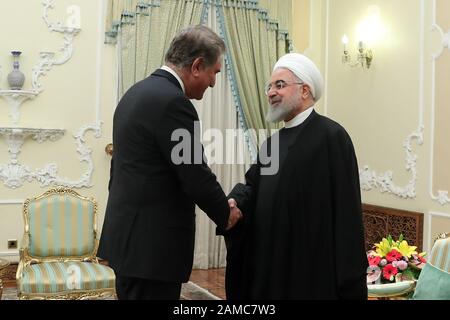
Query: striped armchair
412 232 450 300
16 188 116 300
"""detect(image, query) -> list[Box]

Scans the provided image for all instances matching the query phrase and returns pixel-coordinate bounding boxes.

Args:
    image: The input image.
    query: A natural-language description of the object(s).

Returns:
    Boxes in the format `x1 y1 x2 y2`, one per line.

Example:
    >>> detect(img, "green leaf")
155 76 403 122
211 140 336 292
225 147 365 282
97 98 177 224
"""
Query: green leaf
387 234 393 246
402 269 415 280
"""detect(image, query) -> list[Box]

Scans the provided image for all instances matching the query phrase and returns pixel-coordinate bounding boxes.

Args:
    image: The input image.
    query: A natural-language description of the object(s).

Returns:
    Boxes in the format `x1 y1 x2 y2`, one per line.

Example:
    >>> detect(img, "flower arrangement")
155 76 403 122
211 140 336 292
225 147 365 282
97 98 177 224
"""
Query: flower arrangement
366 234 427 284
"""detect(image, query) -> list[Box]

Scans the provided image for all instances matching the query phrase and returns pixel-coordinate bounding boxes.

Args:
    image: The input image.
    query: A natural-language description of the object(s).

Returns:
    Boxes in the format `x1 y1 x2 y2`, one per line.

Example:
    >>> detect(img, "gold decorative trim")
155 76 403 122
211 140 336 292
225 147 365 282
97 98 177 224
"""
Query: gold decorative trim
434 232 450 242
105 143 113 156
16 187 115 300
20 187 99 265
19 289 116 300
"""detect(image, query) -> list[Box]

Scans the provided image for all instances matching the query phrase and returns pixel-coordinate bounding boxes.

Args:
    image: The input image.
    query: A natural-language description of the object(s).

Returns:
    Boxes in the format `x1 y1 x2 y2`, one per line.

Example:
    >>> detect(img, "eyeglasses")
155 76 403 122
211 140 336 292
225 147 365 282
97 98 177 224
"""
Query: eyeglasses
264 80 303 95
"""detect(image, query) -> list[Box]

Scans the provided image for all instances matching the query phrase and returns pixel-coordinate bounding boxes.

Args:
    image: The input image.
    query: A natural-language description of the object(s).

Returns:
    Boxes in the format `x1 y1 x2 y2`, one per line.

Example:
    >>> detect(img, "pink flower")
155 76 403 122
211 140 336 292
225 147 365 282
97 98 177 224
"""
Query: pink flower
368 255 381 266
386 249 402 262
396 260 408 271
382 264 398 281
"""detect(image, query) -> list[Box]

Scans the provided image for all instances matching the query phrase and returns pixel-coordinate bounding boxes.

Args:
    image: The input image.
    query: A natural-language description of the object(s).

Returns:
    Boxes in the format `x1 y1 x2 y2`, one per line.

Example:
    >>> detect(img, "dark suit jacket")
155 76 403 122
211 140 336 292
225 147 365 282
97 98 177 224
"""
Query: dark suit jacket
98 69 229 283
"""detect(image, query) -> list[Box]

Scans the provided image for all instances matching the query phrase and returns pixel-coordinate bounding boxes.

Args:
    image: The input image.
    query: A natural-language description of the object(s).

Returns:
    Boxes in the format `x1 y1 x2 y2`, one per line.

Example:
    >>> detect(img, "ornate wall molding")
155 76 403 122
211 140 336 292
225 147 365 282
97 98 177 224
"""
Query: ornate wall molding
50 122 103 188
0 127 65 188
0 122 102 189
359 126 424 198
0 200 23 205
0 0 81 124
0 90 38 123
324 0 424 199
0 1 104 191
32 0 81 93
429 0 450 205
356 0 426 200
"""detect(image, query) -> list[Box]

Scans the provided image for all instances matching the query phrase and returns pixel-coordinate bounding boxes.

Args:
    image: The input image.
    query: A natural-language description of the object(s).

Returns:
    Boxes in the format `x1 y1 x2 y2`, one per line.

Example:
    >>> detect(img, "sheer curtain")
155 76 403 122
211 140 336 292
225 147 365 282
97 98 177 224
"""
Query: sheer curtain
106 0 205 96
192 7 251 269
217 0 291 138
104 0 293 269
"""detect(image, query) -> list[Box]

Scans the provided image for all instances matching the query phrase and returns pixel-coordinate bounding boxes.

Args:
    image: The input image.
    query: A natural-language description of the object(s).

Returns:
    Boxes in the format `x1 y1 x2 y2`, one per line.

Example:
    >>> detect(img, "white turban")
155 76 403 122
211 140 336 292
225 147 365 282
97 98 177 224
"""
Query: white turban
273 53 324 101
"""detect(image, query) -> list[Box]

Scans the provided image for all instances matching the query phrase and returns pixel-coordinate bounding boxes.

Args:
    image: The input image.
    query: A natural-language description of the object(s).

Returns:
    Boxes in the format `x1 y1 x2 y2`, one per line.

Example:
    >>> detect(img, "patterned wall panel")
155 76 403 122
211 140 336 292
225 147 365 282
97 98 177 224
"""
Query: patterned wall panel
363 203 424 252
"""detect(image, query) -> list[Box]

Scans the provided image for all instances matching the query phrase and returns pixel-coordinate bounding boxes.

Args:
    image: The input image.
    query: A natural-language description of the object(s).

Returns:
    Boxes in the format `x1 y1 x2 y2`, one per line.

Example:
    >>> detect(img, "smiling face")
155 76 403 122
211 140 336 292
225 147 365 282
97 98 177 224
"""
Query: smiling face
265 68 306 123
185 56 222 100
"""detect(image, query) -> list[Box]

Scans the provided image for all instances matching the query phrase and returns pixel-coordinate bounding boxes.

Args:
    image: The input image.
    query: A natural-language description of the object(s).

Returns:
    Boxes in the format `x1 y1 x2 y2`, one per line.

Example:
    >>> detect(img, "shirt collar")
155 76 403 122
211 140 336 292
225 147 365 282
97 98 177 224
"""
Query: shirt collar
161 65 185 93
284 107 314 129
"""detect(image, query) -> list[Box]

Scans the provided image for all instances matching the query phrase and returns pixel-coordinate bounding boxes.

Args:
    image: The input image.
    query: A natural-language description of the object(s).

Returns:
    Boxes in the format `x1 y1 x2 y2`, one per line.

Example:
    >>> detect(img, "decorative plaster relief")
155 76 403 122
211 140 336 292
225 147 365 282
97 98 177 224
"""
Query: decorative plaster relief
355 0 426 200
430 0 450 205
0 127 65 188
0 1 102 190
49 122 103 188
0 0 81 123
0 122 102 189
359 126 424 199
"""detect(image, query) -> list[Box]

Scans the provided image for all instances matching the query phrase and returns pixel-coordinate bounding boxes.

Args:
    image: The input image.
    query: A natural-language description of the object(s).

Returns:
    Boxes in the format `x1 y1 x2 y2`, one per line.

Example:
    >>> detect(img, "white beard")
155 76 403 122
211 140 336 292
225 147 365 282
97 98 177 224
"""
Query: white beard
265 91 301 123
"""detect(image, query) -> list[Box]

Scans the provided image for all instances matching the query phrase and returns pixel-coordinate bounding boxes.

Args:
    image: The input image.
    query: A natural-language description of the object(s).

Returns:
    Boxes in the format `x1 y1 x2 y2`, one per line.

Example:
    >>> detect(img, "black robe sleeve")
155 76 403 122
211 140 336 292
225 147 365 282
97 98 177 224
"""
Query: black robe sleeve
216 163 260 299
329 128 368 299
228 163 260 214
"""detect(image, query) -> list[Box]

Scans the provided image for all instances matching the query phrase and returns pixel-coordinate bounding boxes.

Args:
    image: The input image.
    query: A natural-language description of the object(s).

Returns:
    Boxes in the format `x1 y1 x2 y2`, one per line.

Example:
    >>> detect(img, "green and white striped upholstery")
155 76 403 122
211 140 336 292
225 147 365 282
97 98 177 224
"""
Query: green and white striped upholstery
18 261 115 295
17 189 116 299
413 236 450 300
428 236 450 273
27 194 95 258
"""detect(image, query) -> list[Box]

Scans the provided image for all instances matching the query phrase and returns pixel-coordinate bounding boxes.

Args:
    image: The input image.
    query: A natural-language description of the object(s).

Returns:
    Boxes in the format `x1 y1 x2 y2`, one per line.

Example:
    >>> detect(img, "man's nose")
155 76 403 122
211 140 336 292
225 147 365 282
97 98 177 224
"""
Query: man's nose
268 90 277 99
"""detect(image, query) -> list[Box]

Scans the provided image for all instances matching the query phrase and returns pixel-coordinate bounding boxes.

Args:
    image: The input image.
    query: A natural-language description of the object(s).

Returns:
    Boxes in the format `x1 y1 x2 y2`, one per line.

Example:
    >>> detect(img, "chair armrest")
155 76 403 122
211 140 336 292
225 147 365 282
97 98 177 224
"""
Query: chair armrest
16 233 30 280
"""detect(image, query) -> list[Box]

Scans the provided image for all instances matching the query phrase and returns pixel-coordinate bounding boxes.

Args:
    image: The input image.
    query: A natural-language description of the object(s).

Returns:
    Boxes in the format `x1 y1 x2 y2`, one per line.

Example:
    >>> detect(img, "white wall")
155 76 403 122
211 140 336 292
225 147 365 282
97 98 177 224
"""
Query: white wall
292 0 450 252
0 0 116 261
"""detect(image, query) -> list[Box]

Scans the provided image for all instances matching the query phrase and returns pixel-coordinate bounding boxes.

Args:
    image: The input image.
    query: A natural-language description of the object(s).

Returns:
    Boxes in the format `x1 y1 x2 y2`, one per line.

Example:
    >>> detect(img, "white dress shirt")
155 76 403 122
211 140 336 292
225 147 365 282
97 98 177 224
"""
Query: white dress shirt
161 65 185 94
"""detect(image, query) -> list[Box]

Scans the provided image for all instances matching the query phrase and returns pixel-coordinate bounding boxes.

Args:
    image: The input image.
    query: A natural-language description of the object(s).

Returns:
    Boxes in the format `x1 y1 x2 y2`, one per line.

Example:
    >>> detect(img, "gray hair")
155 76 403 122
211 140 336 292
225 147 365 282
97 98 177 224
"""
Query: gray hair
165 25 226 69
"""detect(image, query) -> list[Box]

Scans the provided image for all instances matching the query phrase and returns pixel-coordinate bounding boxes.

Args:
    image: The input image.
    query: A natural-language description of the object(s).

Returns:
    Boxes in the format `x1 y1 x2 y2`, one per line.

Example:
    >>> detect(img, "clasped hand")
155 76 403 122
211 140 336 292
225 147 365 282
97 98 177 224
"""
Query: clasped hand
226 198 243 230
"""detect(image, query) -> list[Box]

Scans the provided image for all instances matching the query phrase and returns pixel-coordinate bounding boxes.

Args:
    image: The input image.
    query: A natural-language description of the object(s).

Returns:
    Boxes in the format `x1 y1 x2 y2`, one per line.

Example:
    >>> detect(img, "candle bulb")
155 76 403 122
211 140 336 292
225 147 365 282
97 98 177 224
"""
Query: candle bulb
342 34 349 52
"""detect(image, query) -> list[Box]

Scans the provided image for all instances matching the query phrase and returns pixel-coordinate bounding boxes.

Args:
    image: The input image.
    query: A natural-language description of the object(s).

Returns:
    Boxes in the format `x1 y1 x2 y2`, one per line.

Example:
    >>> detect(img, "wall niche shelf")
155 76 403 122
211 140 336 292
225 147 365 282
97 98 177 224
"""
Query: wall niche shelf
0 127 65 188
0 90 39 124
0 1 98 190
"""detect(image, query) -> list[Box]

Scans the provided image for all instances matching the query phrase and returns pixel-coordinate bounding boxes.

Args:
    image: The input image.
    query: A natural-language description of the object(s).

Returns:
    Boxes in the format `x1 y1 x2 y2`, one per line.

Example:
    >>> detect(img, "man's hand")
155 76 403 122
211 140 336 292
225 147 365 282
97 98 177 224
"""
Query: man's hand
226 198 243 230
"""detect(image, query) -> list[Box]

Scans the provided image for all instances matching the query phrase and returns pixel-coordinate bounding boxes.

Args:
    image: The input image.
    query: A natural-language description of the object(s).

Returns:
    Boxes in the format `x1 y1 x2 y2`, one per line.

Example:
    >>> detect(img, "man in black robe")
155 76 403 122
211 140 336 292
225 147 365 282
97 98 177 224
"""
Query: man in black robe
223 53 368 300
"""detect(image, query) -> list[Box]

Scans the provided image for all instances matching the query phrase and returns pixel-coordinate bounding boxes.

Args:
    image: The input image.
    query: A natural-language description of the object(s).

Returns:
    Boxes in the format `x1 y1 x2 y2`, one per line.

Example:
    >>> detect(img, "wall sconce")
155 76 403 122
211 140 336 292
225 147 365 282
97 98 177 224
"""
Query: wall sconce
341 5 387 69
341 35 373 69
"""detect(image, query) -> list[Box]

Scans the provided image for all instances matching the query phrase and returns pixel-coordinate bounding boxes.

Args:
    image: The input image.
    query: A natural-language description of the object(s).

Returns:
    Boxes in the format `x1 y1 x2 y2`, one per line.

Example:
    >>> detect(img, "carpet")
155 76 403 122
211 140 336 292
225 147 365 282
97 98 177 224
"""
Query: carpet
1 282 221 300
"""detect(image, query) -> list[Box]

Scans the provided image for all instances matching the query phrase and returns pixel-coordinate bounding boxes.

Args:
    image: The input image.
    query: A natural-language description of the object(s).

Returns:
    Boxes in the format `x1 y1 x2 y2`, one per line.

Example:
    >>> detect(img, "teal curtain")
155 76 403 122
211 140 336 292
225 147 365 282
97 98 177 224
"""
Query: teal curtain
214 0 292 158
105 0 293 132
105 0 205 96
104 0 294 267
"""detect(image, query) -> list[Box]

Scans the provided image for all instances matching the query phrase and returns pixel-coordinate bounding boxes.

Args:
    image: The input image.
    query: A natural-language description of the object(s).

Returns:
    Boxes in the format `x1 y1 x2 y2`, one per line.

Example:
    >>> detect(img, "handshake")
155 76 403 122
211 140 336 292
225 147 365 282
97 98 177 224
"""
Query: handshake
226 198 243 230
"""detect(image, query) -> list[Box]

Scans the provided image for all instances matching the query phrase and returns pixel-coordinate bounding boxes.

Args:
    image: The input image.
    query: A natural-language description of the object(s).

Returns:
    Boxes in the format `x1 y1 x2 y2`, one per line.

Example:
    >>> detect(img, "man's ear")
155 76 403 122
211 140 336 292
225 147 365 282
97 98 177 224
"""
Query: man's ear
191 57 204 77
302 84 311 98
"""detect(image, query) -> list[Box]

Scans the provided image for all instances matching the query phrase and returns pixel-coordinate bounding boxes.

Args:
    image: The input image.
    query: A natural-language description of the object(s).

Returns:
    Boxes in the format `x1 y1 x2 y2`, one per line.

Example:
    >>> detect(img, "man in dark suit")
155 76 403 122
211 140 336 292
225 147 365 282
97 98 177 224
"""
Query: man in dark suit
98 25 242 300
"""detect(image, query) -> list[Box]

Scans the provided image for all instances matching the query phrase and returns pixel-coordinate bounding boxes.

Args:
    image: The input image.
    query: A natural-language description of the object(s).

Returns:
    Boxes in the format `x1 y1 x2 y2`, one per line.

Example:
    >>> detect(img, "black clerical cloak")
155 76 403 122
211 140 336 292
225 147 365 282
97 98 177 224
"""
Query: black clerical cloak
224 110 368 300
